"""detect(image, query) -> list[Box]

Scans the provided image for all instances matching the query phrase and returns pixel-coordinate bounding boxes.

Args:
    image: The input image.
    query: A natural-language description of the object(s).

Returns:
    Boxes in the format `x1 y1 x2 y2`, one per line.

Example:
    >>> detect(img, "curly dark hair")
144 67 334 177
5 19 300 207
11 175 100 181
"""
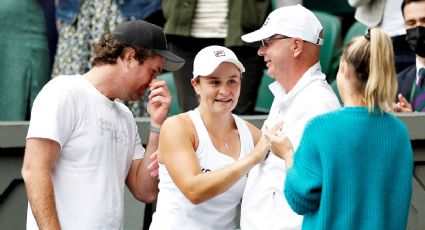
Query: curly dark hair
91 36 160 67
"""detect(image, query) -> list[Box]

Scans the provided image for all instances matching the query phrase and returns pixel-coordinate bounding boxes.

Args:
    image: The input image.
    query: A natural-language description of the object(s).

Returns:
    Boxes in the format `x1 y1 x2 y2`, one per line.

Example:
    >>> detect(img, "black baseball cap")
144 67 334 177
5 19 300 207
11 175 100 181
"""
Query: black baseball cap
111 20 185 71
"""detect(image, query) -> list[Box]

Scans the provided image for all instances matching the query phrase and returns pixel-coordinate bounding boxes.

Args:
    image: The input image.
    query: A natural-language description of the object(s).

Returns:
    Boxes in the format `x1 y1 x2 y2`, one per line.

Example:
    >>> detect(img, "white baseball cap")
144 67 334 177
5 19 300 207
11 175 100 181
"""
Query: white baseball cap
241 4 323 46
193 45 245 79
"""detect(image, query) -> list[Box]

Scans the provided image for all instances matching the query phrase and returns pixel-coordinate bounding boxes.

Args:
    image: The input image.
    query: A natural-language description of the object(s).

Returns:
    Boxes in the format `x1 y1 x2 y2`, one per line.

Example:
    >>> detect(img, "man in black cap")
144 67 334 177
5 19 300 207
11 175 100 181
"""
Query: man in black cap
22 20 185 230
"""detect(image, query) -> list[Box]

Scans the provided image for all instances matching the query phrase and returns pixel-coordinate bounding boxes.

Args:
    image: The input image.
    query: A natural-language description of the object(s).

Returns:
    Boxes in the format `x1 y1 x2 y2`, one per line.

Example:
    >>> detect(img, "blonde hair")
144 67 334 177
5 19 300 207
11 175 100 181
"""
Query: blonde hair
341 28 397 113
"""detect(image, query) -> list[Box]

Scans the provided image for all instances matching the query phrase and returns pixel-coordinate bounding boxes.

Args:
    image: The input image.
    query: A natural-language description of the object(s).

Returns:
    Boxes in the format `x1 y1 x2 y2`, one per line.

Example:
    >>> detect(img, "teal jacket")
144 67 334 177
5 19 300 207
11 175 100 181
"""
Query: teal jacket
162 0 270 46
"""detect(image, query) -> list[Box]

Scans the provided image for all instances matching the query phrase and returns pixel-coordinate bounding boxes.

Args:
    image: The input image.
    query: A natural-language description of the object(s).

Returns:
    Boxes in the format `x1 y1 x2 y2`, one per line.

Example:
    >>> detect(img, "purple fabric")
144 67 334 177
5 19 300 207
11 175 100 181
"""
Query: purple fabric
413 68 425 111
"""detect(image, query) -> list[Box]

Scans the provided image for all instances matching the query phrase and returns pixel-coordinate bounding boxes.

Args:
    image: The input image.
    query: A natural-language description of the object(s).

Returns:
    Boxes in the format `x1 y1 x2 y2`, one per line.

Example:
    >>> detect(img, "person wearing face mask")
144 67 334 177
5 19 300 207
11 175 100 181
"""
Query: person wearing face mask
395 0 425 112
348 0 416 74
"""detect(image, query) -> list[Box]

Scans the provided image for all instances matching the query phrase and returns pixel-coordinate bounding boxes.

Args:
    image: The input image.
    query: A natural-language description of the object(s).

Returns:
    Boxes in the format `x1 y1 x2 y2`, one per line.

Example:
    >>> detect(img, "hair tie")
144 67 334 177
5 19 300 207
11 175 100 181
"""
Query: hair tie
364 27 371 40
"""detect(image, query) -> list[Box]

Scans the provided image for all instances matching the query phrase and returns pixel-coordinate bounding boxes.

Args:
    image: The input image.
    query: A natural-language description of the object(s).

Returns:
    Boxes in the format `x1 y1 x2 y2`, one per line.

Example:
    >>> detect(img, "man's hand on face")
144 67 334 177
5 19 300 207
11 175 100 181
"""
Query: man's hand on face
147 79 172 126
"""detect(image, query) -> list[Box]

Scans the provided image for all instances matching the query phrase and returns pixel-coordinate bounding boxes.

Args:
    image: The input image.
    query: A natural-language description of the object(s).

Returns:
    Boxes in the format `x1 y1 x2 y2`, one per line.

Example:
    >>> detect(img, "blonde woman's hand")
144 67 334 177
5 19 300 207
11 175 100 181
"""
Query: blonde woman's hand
252 121 285 164
264 122 293 165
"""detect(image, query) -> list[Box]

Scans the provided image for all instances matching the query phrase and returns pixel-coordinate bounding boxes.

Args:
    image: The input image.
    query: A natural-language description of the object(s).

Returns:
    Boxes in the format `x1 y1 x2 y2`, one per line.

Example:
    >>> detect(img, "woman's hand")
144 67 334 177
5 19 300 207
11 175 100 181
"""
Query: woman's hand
147 151 159 178
251 134 271 163
264 122 294 166
246 120 284 164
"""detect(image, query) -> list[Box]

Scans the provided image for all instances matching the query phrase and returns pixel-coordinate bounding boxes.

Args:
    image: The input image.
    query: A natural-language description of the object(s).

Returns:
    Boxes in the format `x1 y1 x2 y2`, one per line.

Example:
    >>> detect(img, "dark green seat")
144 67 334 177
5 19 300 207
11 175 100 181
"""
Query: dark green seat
254 69 275 114
331 21 367 82
304 0 355 14
157 72 182 116
330 21 367 106
331 80 343 106
332 21 368 69
313 10 341 82
343 21 368 44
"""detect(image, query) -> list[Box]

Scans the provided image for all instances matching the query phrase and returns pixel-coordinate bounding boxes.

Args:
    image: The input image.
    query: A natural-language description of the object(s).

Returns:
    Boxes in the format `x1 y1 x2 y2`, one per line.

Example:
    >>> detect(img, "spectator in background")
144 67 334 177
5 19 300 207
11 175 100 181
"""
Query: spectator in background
239 5 341 230
149 45 280 229
38 0 59 69
52 0 163 117
22 21 184 230
348 0 415 73
0 0 50 121
275 28 413 230
162 0 269 115
395 0 425 112
275 0 302 8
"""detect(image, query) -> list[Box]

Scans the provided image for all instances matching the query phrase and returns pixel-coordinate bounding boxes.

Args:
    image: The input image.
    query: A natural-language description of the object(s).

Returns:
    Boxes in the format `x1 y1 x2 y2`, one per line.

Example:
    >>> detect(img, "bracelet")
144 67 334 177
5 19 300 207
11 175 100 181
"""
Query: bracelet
149 125 161 134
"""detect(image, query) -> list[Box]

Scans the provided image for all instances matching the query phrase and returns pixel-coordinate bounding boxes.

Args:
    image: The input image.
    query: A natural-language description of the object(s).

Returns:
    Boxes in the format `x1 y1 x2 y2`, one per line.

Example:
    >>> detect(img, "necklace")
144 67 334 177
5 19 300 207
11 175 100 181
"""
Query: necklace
224 142 229 151
198 112 233 152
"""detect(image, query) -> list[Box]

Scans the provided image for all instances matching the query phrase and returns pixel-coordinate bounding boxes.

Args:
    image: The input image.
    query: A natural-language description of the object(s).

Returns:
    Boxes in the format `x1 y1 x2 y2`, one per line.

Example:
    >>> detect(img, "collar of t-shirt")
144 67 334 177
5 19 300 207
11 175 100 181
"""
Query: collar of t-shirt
268 62 325 104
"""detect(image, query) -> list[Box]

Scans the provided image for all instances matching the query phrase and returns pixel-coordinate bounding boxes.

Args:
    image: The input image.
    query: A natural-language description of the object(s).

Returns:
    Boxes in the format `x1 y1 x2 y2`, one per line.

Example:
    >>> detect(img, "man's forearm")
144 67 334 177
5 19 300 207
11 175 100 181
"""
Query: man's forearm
24 171 61 230
136 131 160 202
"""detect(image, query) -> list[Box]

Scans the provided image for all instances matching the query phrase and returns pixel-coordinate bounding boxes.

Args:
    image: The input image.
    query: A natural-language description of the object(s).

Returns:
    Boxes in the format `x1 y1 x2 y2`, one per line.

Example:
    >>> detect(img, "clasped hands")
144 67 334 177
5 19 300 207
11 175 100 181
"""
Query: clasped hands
147 120 296 178
262 121 294 166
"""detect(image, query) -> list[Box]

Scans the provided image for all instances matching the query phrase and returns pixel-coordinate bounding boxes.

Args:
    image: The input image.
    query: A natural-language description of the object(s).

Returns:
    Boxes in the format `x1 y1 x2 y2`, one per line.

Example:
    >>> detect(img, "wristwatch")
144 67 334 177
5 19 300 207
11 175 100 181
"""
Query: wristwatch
149 125 161 134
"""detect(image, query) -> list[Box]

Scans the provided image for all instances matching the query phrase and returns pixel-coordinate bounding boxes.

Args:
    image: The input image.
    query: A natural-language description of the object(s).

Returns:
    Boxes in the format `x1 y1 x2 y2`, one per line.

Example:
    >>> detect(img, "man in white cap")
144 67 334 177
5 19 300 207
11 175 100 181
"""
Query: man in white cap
240 5 340 230
22 20 185 230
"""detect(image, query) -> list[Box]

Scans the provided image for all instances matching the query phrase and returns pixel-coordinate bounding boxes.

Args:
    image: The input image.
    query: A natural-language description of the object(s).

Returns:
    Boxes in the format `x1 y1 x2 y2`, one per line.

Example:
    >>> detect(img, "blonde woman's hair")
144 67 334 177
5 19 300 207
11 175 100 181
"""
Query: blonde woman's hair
341 28 397 113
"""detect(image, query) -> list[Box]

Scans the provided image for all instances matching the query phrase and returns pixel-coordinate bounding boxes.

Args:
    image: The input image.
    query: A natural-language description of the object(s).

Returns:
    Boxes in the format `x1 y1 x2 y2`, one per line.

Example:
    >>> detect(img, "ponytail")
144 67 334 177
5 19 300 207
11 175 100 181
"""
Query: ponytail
364 28 397 113
341 28 397 113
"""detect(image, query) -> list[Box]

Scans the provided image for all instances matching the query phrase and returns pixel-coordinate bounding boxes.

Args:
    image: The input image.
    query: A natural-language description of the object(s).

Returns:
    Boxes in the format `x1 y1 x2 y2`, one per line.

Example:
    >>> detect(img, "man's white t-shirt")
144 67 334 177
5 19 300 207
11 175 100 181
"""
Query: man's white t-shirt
26 75 144 230
241 63 341 230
